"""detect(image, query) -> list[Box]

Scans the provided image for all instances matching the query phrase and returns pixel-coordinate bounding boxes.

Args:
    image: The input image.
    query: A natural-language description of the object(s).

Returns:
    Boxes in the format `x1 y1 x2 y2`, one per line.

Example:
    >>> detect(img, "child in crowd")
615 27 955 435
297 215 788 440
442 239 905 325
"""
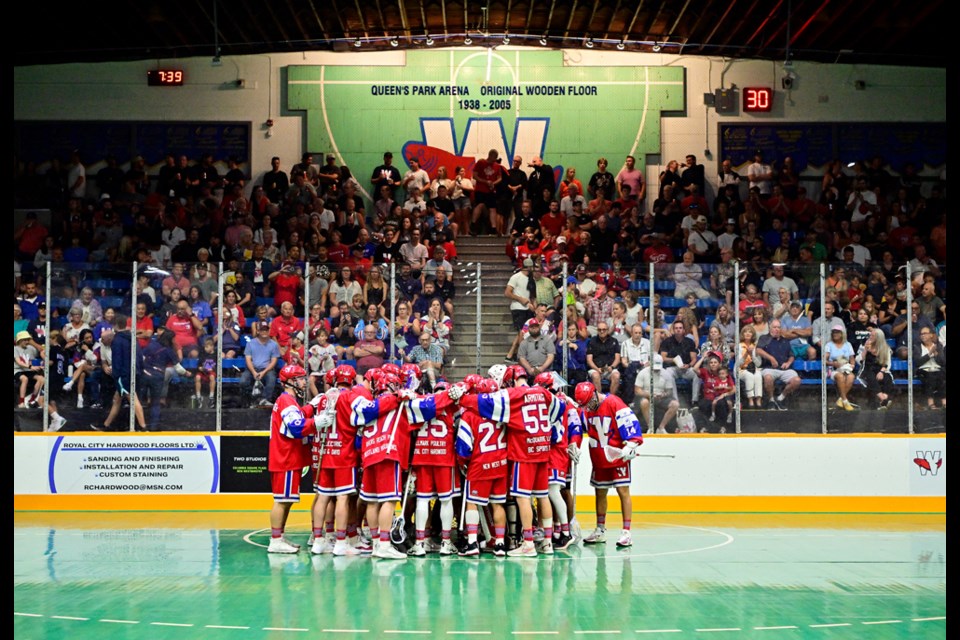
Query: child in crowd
193 337 217 409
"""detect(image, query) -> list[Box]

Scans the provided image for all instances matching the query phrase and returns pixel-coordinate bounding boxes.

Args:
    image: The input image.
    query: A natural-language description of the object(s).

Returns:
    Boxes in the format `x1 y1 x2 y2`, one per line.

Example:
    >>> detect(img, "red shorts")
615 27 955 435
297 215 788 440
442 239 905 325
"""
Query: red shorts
509 460 550 498
359 460 402 503
315 466 358 496
548 468 570 486
271 470 302 503
414 465 460 500
463 476 508 506
590 463 632 489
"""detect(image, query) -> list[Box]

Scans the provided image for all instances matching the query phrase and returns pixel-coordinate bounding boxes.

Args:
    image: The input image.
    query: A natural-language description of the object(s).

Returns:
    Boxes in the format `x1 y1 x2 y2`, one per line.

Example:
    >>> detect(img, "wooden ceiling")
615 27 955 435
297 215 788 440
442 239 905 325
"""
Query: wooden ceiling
17 0 946 68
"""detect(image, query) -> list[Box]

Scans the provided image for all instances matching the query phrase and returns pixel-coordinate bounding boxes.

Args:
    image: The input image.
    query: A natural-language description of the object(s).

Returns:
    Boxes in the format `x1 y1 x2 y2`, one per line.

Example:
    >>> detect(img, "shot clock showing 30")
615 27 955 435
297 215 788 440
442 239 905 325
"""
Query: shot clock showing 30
147 69 184 86
743 87 773 113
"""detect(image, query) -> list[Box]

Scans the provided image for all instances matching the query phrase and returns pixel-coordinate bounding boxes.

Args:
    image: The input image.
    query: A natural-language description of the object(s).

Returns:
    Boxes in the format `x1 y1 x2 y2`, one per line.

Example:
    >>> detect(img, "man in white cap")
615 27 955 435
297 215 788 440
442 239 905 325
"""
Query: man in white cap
504 257 537 363
634 355 679 434
687 215 718 261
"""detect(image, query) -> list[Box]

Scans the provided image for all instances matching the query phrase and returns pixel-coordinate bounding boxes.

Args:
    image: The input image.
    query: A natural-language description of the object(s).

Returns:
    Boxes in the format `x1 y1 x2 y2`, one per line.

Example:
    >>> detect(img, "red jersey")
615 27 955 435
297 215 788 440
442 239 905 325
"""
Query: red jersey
548 395 584 473
350 392 411 469
460 385 564 463
582 393 643 471
407 393 458 467
455 408 508 481
473 159 502 194
697 368 735 402
269 391 317 472
316 385 370 470
272 273 301 308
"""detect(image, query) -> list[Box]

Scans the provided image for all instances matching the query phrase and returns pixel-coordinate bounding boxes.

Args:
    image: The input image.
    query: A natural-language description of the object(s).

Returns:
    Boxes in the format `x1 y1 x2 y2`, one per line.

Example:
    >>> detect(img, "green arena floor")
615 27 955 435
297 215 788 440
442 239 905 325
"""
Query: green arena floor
14 512 945 639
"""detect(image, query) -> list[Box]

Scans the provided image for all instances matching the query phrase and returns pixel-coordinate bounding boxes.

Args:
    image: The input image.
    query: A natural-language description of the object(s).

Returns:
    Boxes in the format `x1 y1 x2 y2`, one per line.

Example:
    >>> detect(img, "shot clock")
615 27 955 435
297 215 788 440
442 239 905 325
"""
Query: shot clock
147 69 184 86
742 87 773 113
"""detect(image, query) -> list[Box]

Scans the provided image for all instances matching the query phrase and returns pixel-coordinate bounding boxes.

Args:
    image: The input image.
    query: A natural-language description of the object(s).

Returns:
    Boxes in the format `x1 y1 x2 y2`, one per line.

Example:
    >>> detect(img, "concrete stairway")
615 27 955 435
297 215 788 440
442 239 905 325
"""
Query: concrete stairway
444 236 519 382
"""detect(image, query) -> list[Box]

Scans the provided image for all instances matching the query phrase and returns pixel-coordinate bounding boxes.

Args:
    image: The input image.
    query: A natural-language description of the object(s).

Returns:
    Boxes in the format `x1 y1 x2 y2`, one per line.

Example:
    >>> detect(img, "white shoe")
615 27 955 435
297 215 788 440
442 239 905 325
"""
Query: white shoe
407 541 427 556
373 543 408 560
306 534 315 547
282 536 301 549
62 380 74 392
423 538 441 554
268 537 300 554
616 530 633 548
439 540 458 556
536 540 554 555
48 415 67 432
18 401 28 409
310 538 333 555
655 427 667 435
332 541 361 556
507 541 538 557
583 527 607 544
356 539 373 555
77 396 84 409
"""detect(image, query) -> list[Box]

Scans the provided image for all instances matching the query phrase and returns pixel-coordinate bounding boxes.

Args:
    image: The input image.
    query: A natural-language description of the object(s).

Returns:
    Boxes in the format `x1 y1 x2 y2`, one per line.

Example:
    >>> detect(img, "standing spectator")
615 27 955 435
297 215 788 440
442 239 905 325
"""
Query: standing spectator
15 211 49 263
616 155 645 203
242 321 281 407
262 156 289 204
140 330 183 428
400 228 429 275
588 157 616 199
370 151 403 199
680 154 705 196
586 321 621 396
269 259 304 312
504 258 536 363
328 265 362 308
762 264 799 305
401 157 430 201
746 150 775 197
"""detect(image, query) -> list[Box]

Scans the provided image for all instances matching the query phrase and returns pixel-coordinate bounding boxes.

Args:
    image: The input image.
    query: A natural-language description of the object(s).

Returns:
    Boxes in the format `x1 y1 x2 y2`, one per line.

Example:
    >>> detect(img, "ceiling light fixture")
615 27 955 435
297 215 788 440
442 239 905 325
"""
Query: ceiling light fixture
585 37 594 49
464 36 473 45
502 34 510 45
425 35 435 46
354 38 362 48
651 43 662 53
616 40 625 51
539 35 548 46
389 37 399 47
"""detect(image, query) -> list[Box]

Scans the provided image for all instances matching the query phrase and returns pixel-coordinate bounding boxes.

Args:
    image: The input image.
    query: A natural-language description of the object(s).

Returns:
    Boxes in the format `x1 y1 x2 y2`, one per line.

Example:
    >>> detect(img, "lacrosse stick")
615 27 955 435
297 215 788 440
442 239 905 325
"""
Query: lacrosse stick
604 444 676 461
390 469 417 544
569 459 582 542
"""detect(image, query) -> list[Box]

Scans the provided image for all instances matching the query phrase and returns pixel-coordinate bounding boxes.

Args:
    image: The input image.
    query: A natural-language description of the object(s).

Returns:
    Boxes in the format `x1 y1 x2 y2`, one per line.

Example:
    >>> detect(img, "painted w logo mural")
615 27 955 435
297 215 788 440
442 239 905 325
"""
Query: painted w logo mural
913 451 943 476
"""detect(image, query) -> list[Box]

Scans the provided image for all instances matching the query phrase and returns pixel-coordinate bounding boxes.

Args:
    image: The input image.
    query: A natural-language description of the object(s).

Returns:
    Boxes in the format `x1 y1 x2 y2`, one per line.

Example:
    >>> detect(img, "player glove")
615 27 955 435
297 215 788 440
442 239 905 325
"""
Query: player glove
567 442 581 464
622 441 640 461
446 383 467 401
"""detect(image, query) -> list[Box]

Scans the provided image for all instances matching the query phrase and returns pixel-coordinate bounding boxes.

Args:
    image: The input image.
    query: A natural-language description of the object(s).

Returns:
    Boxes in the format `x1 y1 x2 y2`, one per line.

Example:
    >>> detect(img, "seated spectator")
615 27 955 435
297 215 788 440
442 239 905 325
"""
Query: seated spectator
14 331 45 409
392 301 422 359
72 287 104 326
660 319 699 404
165 298 203 359
694 353 736 429
856 327 895 410
586 321 621 396
431 267 456 318
187 286 213 332
352 324 386 375
686 215 718 263
750 307 771 339
269 301 303 351
421 298 453 355
62 306 90 352
421 245 452 282
737 324 764 409
517 318 556 379
757 319 801 410
400 228 429 275
825 326 856 411
738 284 768 325
634 355 679 434
555 323 588 384
405 332 444 389
694 324 732 370
620 323 652 404
328 265 362 309
218 305 244 358
240 321 281 407
354 303 389 343
915 326 946 410
711 303 738 347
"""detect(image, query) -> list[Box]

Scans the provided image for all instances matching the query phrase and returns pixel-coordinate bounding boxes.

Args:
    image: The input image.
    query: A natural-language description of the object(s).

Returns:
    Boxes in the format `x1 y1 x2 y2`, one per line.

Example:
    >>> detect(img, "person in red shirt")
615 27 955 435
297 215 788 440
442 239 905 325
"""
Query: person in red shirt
269 259 303 311
471 149 503 237
539 199 566 238
269 301 303 351
266 365 320 554
574 380 644 549
15 211 49 262
164 299 203 358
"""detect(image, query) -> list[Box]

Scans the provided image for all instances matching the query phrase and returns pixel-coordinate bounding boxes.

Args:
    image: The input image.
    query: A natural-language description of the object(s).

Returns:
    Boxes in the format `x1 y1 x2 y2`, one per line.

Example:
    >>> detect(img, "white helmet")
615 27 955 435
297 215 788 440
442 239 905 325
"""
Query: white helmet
487 364 507 390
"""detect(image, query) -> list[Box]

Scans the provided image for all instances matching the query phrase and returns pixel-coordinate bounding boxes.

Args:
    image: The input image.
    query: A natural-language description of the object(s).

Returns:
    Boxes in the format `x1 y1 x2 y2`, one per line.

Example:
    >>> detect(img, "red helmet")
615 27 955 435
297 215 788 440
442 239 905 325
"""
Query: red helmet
508 365 528 384
533 372 556 390
323 368 337 387
381 362 402 377
433 380 450 391
462 373 483 391
279 364 308 383
334 364 357 386
401 363 422 386
574 381 597 407
363 368 381 384
475 378 500 394
375 371 402 394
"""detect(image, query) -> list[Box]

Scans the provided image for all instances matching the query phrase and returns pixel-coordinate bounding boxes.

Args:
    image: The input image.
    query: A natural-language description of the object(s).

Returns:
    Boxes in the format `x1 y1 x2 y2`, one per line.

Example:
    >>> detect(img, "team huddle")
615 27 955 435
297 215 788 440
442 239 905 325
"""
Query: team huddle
266 361 644 559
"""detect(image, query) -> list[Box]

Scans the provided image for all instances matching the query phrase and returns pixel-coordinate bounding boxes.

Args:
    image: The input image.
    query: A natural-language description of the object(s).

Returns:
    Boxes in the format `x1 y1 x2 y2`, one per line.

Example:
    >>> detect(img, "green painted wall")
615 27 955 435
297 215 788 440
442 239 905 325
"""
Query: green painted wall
287 50 684 202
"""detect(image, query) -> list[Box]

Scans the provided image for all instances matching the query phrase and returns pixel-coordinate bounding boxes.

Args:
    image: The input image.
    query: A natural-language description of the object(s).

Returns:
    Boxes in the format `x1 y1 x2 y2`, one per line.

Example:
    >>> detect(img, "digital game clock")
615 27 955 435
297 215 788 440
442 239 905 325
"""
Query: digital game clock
147 69 184 86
